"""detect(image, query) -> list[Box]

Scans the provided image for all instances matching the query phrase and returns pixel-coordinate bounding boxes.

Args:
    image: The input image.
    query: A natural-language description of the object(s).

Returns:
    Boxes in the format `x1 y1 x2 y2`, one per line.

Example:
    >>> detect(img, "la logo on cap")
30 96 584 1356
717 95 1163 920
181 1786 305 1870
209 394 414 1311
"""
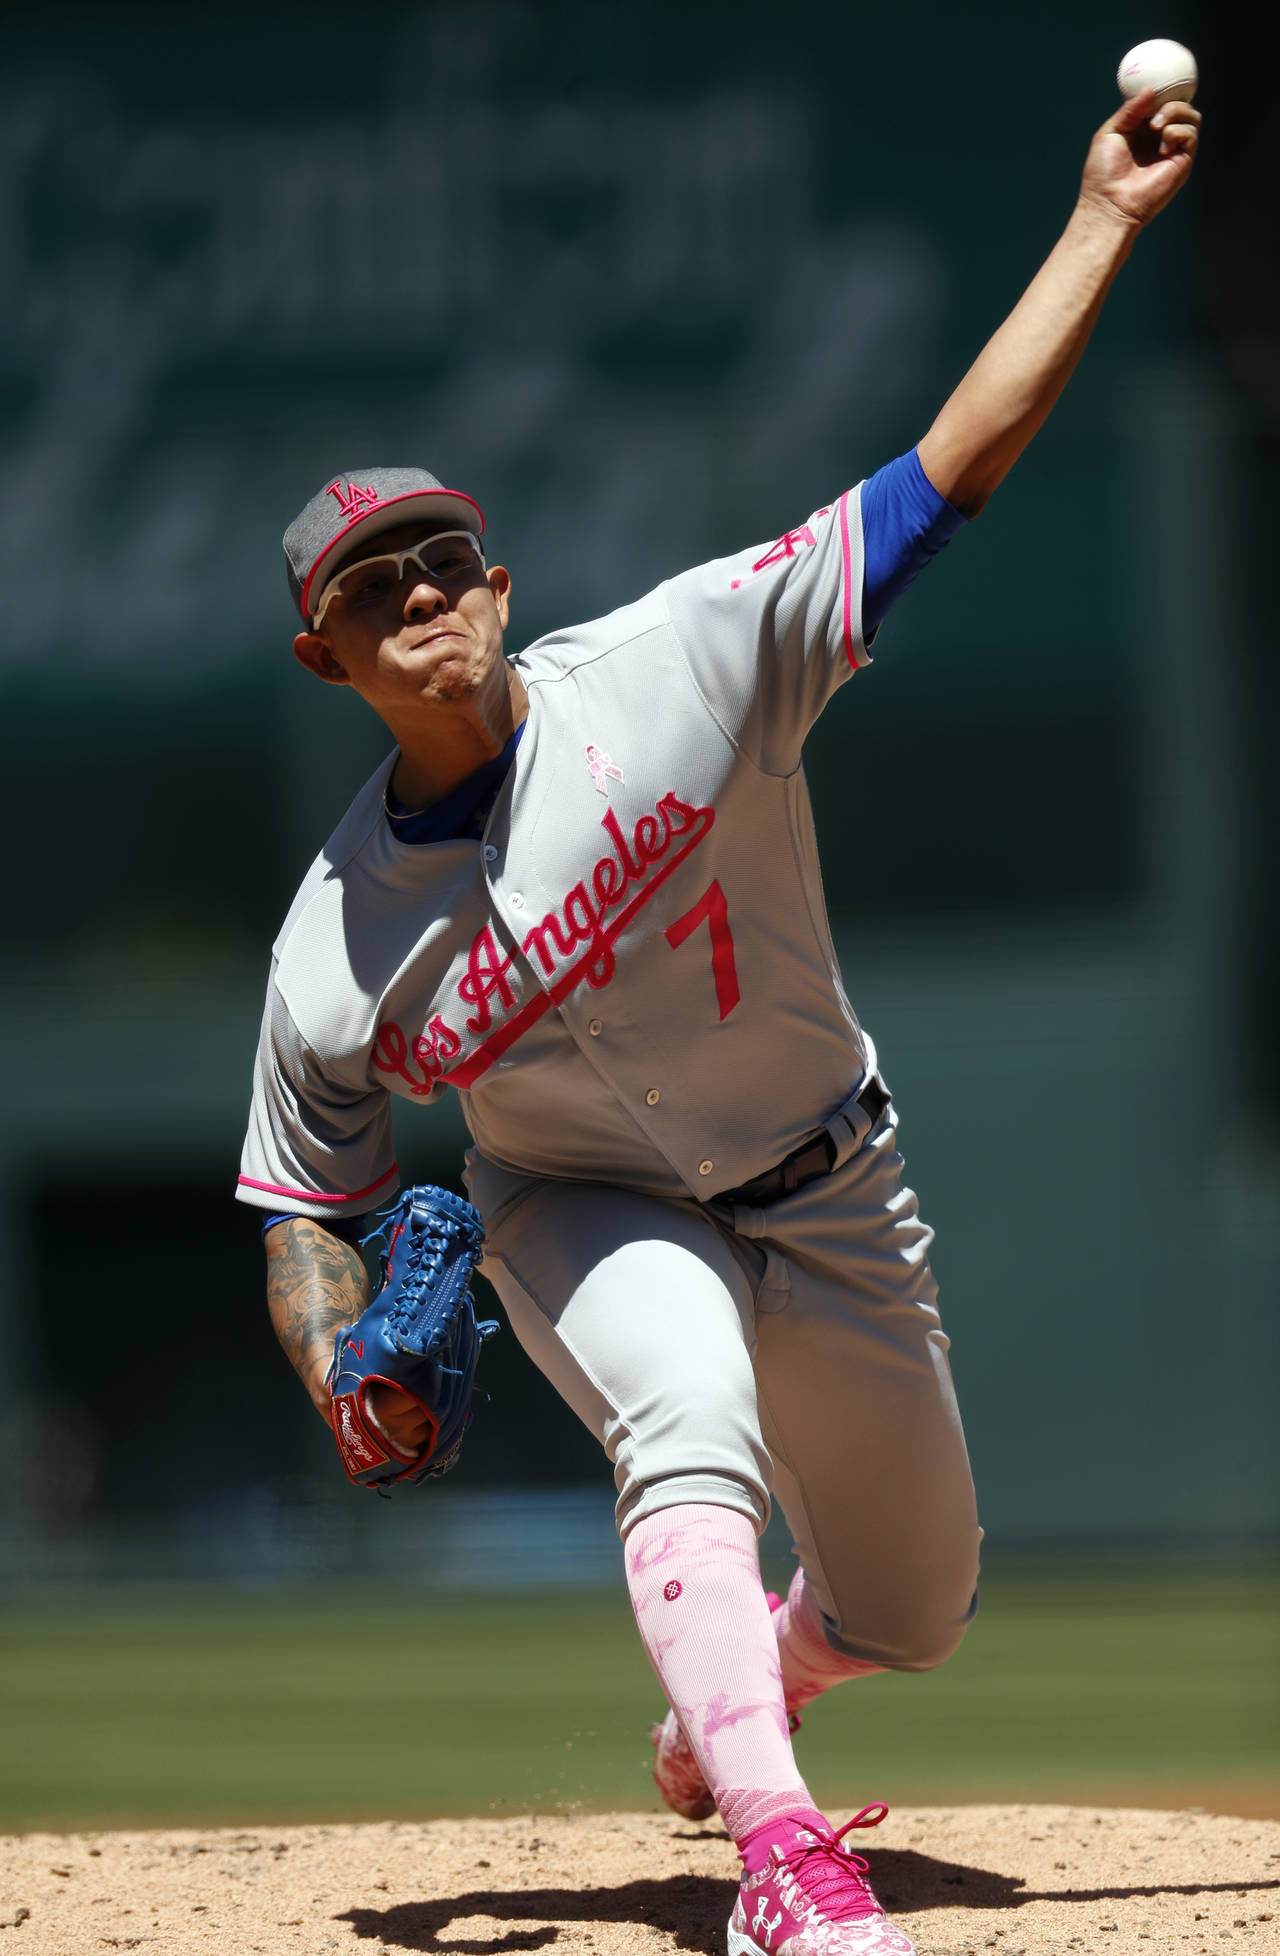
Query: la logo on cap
327 480 381 524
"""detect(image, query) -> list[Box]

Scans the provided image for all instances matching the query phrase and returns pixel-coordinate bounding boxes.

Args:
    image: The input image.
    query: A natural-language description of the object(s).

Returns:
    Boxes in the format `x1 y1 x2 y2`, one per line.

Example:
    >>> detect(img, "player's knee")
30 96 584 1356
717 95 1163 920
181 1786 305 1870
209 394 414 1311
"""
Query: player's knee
885 1588 978 1673
825 1581 979 1674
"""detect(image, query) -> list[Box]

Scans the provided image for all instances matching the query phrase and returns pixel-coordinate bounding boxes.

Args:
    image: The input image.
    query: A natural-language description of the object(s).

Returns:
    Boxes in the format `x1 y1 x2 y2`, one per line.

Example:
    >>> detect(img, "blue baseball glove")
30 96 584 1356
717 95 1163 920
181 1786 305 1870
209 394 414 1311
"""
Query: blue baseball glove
326 1184 498 1493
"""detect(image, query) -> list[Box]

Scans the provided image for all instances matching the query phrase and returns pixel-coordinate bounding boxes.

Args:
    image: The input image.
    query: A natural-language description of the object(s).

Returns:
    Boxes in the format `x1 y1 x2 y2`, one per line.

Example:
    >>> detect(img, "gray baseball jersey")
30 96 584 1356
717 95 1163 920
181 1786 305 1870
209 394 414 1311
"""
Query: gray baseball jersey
238 487 874 1221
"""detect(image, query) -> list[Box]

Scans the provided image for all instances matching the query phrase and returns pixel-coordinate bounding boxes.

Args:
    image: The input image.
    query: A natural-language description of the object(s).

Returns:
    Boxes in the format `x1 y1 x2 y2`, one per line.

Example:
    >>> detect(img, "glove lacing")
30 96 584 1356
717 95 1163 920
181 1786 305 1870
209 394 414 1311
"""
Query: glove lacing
363 1200 488 1358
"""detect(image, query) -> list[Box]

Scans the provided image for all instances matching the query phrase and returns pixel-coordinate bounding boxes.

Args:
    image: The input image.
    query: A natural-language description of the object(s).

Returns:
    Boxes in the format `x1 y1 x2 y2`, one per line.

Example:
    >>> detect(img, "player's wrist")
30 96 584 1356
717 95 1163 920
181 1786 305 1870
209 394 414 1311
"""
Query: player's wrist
1071 185 1145 246
302 1349 337 1423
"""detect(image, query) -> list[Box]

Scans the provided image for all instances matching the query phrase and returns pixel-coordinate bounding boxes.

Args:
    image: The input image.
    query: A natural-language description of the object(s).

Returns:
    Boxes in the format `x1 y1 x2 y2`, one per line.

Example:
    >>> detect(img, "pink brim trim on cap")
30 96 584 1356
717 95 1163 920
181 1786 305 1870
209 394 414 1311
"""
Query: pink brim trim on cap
300 487 485 618
237 1166 398 1205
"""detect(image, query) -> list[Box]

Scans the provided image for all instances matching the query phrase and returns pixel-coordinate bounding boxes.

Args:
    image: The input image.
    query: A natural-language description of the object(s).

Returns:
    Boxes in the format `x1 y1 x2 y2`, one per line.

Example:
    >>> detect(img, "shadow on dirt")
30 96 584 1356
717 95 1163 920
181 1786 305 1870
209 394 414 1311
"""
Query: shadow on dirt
865 1845 1280 1914
341 1869 736 1954
338 1847 1280 1953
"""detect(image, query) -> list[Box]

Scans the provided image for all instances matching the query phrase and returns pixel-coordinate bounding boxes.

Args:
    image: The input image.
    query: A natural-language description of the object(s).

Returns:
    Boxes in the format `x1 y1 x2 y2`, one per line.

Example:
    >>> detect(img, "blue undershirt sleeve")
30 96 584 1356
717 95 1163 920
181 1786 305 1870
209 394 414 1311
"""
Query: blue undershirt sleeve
261 1210 368 1247
861 446 968 640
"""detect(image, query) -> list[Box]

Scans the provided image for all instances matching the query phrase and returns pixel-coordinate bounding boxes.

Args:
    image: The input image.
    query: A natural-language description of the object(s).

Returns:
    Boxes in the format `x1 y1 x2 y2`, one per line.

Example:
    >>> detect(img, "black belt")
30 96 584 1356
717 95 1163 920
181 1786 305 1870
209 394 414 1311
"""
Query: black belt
717 1077 891 1209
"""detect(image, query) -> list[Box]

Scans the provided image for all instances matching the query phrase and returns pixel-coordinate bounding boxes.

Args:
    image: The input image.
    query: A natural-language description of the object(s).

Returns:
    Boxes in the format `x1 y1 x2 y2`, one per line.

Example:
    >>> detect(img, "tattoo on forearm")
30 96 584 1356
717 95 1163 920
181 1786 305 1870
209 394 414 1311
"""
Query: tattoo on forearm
266 1219 370 1386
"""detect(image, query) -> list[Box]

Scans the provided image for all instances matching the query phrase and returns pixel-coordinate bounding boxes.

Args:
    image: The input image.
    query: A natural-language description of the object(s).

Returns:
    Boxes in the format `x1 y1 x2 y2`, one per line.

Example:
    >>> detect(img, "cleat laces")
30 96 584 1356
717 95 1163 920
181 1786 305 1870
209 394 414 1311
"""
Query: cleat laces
779 1804 890 1923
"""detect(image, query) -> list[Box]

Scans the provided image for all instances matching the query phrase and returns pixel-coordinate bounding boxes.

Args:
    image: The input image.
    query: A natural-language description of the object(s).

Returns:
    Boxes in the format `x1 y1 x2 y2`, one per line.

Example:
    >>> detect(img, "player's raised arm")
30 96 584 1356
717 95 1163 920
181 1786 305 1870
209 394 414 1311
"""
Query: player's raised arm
916 86 1200 516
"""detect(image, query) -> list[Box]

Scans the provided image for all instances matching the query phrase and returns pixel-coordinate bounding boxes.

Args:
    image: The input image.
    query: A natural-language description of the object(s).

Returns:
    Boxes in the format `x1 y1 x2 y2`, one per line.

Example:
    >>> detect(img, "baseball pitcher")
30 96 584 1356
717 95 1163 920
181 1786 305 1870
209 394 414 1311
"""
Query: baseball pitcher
238 87 1199 1956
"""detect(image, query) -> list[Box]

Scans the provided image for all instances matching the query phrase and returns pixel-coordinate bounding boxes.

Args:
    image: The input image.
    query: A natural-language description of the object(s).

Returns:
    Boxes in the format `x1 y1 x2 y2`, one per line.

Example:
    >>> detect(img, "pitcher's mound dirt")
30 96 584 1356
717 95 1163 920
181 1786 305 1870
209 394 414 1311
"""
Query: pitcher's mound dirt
1 1804 1277 1955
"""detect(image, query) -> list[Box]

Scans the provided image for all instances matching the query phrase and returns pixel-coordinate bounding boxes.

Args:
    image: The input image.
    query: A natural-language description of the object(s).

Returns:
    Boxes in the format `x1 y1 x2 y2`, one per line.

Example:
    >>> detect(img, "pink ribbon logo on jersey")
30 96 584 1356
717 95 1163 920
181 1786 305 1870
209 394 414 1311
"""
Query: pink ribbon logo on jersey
585 744 624 796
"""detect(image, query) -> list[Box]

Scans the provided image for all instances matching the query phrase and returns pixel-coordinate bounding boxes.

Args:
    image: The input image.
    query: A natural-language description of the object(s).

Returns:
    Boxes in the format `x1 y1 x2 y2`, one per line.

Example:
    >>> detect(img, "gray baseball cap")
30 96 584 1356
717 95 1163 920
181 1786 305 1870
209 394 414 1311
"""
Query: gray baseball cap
284 467 486 622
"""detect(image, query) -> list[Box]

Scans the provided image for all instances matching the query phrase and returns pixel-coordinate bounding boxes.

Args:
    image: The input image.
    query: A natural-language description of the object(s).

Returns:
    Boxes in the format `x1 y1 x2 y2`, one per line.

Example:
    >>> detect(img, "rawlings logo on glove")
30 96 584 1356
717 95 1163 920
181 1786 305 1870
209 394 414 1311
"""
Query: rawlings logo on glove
326 1184 498 1493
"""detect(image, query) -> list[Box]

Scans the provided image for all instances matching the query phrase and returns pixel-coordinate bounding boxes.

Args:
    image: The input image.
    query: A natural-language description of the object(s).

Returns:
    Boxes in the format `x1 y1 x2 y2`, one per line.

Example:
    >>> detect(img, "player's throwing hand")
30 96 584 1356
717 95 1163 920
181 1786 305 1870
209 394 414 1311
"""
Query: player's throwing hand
1080 86 1201 229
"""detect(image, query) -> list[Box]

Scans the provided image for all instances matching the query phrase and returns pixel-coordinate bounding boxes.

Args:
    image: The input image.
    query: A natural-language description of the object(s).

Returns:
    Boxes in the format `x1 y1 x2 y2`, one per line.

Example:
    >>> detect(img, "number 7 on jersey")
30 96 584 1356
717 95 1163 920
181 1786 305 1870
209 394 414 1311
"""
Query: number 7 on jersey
665 879 741 1021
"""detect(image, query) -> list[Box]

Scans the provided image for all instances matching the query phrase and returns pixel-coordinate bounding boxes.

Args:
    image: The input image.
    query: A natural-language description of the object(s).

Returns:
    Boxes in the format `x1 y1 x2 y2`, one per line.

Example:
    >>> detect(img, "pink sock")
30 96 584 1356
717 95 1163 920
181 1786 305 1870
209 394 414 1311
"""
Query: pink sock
624 1503 814 1844
773 1564 882 1712
737 1809 830 1876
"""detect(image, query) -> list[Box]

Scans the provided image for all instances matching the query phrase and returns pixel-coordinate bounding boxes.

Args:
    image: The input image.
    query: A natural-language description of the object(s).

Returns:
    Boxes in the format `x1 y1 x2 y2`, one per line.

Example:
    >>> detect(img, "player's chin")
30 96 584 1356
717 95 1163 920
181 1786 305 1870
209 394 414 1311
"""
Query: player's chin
401 637 484 699
426 659 487 705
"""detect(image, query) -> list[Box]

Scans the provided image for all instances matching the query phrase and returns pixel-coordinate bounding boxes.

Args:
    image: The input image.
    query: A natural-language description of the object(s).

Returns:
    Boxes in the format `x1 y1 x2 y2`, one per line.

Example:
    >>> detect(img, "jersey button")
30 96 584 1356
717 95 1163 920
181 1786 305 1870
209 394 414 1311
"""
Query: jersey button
645 1088 661 1106
509 892 524 909
588 1018 603 1037
483 845 498 861
698 1159 714 1176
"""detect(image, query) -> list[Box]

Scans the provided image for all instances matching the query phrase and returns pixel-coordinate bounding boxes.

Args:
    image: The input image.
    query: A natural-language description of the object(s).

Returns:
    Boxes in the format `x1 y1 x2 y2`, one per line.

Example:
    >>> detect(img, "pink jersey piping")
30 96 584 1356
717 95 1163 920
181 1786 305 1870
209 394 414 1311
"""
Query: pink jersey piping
837 488 857 669
237 1165 398 1205
299 487 485 617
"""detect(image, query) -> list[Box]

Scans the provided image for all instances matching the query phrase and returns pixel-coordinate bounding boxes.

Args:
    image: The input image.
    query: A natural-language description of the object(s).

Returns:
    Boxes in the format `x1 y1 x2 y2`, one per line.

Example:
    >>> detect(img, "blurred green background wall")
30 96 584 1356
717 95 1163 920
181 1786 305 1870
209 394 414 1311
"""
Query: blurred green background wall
0 0 1276 1594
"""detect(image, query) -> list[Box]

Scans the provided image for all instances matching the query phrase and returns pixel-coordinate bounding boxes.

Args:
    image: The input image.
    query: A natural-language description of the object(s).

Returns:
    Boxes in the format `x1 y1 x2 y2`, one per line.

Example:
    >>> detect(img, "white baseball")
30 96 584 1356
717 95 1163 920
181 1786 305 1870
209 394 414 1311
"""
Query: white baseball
1116 38 1198 108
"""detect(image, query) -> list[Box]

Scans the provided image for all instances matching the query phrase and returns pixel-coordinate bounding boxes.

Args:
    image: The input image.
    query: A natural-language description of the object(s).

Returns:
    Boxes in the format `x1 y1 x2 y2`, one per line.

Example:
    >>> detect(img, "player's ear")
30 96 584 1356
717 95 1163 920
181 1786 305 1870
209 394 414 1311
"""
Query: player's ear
486 564 511 631
293 631 351 686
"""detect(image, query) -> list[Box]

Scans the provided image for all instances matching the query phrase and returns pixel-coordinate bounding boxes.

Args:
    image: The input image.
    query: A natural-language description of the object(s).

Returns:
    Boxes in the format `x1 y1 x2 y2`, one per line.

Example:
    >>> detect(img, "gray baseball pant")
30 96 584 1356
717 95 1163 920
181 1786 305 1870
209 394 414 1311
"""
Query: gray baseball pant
465 1090 981 1672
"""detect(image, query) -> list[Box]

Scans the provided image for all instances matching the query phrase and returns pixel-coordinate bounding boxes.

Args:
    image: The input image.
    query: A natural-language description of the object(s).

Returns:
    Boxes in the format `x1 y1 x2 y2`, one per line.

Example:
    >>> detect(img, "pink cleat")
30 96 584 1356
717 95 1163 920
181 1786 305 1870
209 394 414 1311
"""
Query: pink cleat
649 1709 719 1821
727 1806 915 1955
649 1591 796 1822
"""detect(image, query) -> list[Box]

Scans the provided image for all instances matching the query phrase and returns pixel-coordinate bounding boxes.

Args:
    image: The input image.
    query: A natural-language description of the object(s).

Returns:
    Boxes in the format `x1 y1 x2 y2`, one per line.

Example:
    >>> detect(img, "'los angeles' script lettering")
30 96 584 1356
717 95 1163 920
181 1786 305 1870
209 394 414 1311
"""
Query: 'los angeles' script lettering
373 787 714 1095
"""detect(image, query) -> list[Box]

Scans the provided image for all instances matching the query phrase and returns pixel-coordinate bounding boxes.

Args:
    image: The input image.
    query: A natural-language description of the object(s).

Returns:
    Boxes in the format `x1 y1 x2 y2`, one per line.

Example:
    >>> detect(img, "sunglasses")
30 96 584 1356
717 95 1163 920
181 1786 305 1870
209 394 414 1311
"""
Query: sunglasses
313 530 487 626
